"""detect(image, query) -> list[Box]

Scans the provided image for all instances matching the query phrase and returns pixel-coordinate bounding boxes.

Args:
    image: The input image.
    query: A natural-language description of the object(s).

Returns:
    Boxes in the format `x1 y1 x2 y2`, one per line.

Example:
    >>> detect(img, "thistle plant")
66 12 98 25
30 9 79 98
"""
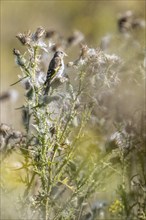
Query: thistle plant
10 28 91 219
1 27 108 220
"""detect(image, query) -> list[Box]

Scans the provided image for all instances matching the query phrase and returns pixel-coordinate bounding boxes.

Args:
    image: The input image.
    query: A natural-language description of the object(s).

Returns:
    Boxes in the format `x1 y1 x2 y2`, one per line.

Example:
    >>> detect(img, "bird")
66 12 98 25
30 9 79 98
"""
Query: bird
44 50 67 95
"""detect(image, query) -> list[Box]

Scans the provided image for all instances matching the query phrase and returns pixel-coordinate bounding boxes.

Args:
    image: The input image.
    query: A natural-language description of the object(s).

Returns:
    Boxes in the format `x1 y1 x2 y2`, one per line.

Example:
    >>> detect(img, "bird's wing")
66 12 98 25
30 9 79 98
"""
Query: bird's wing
45 56 62 80
44 56 63 94
49 56 62 71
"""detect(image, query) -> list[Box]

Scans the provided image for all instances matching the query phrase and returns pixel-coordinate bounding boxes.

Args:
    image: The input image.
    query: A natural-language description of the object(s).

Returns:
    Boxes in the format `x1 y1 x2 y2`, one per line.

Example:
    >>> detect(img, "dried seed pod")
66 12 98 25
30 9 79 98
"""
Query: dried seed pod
0 123 11 136
33 26 45 41
45 30 57 39
16 31 32 45
13 48 21 56
117 11 133 33
67 31 84 47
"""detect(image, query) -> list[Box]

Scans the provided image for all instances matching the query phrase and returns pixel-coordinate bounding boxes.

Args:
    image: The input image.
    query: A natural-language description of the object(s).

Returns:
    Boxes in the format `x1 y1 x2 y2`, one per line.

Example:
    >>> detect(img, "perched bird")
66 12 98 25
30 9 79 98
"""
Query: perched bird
44 50 67 95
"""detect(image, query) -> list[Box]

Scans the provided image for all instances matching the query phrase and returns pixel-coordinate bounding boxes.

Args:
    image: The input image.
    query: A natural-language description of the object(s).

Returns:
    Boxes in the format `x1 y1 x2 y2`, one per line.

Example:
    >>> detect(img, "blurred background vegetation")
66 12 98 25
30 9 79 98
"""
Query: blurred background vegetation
1 0 145 129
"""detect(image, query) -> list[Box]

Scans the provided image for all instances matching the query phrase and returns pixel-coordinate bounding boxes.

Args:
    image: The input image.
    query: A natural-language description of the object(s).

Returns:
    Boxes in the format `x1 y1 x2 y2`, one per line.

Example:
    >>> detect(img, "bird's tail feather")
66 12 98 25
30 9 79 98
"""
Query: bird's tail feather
44 81 50 95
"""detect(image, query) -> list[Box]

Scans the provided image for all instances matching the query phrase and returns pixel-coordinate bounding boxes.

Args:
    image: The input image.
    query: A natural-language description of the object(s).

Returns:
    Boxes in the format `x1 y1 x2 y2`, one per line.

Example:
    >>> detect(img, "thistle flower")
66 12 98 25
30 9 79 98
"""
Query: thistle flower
104 53 121 64
117 10 133 33
45 30 57 39
117 11 146 33
67 30 84 47
13 48 21 56
16 31 32 45
33 26 45 41
0 123 11 136
79 44 88 59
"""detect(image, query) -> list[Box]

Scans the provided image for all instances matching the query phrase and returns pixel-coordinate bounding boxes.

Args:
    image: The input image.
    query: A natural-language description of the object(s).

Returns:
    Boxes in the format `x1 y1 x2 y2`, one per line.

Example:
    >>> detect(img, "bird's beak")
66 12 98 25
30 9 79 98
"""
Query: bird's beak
64 52 68 57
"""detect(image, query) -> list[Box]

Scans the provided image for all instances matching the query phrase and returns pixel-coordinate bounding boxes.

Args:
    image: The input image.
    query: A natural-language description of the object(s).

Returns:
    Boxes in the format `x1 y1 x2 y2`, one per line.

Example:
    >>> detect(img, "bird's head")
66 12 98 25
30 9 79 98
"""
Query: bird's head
54 50 68 58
